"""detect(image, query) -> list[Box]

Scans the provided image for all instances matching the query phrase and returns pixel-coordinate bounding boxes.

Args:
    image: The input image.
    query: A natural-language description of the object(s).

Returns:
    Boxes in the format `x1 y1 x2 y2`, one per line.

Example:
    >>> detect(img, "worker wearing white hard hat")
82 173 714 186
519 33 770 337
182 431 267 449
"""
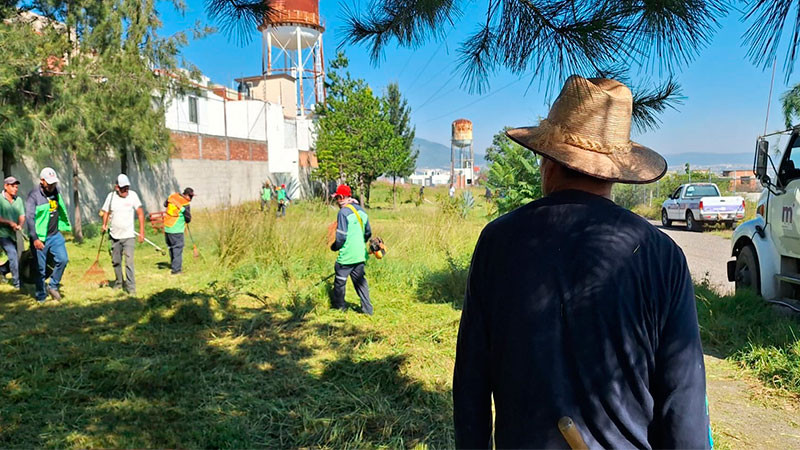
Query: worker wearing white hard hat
101 173 145 295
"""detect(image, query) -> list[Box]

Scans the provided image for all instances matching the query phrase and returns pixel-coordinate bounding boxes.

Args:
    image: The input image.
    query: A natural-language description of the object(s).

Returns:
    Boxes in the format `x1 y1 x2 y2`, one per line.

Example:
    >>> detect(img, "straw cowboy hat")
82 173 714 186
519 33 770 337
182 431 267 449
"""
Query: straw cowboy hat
506 75 667 184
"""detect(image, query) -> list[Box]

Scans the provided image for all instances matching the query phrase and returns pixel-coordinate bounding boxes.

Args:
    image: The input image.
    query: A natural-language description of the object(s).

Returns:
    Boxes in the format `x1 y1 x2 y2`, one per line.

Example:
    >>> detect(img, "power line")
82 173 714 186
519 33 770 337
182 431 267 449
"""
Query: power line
406 41 446 91
422 70 537 122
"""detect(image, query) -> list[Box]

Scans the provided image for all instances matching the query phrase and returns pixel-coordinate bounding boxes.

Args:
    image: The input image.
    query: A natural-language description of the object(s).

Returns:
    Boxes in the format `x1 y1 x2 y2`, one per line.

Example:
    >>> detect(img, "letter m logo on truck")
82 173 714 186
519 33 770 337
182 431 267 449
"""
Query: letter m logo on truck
783 206 793 224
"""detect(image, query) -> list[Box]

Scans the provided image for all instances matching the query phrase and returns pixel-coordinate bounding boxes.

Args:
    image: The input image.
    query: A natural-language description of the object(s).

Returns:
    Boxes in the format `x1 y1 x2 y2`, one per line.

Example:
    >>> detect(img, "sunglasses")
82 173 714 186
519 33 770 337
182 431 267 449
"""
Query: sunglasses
119 186 129 192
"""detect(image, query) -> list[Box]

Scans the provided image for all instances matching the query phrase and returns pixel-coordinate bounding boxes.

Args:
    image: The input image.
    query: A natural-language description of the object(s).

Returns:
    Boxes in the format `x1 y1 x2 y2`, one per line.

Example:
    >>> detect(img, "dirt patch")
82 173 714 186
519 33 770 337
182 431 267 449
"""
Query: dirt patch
705 355 800 449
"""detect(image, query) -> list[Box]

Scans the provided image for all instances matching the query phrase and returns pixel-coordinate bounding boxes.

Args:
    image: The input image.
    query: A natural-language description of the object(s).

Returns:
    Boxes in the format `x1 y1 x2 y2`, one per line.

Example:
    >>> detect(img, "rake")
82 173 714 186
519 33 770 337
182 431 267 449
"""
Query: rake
82 231 108 286
186 224 202 259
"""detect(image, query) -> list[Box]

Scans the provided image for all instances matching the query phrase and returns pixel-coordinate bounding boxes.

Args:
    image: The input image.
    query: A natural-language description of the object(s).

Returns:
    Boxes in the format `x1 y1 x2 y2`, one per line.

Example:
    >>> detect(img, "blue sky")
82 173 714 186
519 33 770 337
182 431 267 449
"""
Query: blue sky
158 1 798 159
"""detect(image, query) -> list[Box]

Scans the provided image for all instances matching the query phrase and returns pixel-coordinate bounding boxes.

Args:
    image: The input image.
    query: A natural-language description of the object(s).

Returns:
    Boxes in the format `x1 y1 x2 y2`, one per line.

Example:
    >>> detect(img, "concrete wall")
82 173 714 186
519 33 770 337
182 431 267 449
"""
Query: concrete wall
8 155 274 225
3 77 317 226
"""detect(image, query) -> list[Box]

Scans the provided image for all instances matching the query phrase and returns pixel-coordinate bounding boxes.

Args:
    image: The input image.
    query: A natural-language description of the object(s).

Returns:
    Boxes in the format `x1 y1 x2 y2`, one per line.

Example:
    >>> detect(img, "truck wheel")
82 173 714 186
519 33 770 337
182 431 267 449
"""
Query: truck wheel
734 245 760 295
686 211 701 232
661 209 672 227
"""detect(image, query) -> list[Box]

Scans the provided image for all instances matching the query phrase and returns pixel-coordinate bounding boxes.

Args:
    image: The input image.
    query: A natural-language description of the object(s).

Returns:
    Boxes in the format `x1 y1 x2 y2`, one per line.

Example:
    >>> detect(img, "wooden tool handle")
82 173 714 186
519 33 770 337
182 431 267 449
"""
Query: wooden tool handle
558 416 588 450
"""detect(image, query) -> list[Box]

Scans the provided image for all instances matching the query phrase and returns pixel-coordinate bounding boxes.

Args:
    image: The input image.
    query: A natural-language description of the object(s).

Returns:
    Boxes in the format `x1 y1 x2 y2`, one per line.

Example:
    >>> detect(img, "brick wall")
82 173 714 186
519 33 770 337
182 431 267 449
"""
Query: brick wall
230 140 249 160
171 132 200 159
170 131 272 162
202 135 227 160
252 143 268 161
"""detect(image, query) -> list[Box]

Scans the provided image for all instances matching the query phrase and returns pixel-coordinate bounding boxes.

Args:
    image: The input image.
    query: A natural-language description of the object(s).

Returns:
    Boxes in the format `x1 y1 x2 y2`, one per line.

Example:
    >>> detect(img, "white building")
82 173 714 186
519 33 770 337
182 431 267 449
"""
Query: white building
409 169 451 186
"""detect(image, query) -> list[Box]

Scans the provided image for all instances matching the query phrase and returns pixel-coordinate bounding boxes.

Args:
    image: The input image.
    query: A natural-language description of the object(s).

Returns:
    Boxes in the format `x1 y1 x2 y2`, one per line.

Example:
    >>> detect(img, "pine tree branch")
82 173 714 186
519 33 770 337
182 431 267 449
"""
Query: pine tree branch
631 78 683 134
205 0 273 46
344 0 727 94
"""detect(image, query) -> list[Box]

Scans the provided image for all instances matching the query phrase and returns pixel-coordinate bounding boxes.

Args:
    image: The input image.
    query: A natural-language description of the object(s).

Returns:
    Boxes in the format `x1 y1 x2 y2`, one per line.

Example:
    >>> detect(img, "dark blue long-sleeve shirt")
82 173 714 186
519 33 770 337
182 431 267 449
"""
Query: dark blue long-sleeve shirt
453 189 710 449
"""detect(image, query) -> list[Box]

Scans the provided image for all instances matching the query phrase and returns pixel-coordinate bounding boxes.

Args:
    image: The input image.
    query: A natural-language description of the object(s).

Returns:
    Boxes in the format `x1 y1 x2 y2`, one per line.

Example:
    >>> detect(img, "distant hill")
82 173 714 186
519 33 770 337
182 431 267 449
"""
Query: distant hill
413 140 752 173
413 138 488 170
663 152 753 171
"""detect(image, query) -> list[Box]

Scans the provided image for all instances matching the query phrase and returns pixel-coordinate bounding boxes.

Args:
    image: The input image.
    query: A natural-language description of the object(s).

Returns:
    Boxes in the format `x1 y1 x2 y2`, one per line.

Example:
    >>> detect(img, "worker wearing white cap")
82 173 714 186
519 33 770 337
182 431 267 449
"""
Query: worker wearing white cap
25 167 71 302
101 174 144 295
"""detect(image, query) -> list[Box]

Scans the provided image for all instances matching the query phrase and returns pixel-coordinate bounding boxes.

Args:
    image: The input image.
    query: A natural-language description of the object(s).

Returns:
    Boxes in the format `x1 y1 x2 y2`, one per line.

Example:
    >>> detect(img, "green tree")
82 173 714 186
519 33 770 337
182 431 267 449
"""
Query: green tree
314 53 400 207
485 127 542 216
18 0 193 241
782 82 800 128
382 82 417 207
0 20 63 177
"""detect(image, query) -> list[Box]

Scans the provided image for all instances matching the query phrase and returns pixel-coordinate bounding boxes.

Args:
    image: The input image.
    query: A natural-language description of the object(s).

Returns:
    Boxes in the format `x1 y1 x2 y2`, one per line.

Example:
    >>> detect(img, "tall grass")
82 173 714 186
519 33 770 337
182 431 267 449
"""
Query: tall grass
695 282 800 394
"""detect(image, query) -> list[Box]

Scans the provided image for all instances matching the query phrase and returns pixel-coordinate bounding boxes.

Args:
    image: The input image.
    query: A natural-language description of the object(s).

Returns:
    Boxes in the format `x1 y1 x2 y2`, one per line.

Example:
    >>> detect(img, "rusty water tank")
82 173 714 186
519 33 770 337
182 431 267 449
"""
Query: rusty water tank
260 0 324 48
452 118 473 147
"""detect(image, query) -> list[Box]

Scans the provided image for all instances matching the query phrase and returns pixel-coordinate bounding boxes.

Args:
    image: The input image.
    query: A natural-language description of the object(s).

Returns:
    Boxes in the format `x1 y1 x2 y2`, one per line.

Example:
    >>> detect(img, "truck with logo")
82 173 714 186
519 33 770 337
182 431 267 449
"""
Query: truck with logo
660 183 745 231
728 128 800 310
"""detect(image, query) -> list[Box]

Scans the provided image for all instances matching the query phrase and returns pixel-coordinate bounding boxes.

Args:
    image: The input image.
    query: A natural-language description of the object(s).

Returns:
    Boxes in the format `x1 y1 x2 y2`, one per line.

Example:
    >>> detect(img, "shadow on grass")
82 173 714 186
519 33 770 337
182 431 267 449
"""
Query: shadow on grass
414 253 469 309
0 286 453 448
695 282 800 394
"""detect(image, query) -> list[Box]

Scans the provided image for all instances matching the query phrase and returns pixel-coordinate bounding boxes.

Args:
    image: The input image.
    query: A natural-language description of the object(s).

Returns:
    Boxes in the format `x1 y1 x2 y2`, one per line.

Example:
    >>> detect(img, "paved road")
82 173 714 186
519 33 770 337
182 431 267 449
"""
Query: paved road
649 220 734 294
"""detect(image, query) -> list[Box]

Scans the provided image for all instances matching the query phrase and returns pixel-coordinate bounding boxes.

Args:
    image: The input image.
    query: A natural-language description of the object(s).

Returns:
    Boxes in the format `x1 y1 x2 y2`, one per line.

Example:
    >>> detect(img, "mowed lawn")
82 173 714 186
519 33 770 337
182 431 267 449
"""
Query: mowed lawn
2 183 799 448
0 184 481 448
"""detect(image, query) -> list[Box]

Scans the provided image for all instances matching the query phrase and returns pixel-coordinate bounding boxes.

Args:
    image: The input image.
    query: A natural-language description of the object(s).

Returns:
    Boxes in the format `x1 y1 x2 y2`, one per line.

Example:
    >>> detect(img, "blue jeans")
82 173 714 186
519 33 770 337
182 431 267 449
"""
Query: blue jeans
0 236 20 288
34 232 69 300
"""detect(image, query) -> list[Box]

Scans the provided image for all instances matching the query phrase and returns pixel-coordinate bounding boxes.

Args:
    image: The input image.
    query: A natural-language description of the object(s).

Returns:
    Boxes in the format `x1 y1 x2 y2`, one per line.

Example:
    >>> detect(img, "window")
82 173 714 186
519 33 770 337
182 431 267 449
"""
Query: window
188 96 198 124
671 187 682 199
778 135 800 186
683 184 720 198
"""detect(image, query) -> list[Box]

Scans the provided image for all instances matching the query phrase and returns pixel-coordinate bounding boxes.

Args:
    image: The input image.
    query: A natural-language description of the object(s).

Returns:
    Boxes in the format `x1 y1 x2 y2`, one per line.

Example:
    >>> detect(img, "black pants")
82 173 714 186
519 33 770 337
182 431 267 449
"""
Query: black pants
333 262 372 315
165 232 184 274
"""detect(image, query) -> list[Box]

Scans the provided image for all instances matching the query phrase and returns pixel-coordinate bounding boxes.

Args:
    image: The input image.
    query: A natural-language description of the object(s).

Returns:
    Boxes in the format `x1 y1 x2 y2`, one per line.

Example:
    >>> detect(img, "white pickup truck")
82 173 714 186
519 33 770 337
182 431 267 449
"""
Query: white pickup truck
661 183 745 231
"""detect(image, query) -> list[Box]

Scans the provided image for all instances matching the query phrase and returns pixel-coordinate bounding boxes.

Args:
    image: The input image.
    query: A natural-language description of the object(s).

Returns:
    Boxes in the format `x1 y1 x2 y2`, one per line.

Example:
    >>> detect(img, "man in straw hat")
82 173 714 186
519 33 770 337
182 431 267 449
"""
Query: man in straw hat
453 76 711 449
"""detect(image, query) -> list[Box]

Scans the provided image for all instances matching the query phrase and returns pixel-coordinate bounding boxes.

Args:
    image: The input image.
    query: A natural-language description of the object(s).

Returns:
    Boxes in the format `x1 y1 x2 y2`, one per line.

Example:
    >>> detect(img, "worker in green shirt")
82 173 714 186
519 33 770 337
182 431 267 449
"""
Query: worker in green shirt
330 184 373 315
0 176 25 289
260 181 272 211
276 183 289 217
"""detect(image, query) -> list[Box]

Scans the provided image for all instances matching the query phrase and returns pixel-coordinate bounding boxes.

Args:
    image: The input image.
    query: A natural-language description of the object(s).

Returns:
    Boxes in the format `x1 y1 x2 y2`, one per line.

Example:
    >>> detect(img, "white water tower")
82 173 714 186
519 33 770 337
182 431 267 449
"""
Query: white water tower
260 0 325 116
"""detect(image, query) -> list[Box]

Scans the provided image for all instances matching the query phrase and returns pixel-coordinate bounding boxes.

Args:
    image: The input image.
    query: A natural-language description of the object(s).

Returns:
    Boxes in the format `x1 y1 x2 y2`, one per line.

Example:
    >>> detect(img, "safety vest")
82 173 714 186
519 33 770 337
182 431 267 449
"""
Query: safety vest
164 193 190 228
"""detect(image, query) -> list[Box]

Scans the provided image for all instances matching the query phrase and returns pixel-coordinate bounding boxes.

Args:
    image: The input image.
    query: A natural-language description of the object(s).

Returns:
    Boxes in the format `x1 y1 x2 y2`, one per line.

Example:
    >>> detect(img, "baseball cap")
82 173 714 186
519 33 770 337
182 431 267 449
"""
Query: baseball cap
332 184 352 198
39 167 58 184
117 174 130 187
183 187 195 198
3 176 20 185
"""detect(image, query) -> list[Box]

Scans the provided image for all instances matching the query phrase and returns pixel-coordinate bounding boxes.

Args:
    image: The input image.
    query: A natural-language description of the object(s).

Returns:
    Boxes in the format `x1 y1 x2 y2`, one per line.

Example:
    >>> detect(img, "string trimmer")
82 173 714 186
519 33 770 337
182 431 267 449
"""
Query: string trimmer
133 231 166 255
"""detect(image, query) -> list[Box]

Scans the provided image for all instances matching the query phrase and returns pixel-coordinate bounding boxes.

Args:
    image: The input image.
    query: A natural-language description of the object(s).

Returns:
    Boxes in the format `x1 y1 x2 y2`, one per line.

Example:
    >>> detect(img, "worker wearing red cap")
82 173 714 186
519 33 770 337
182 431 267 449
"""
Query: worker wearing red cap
276 183 289 217
330 184 373 315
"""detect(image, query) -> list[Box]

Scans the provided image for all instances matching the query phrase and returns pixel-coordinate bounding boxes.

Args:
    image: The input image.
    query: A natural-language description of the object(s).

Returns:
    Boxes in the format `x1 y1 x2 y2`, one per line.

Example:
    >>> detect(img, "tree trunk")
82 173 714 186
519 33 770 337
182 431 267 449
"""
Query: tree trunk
71 151 83 243
392 176 397 208
121 147 128 174
1 149 13 179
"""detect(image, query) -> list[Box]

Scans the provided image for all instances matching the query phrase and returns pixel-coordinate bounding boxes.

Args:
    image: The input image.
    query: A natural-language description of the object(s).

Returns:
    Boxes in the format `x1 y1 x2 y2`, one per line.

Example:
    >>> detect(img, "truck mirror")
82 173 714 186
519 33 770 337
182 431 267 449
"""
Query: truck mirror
755 139 769 183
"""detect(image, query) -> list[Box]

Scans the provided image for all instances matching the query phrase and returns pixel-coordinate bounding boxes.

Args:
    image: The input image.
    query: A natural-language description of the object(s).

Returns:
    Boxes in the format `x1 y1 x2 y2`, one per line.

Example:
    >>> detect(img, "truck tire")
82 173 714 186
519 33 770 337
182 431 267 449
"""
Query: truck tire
686 211 701 232
661 209 672 227
734 244 760 295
